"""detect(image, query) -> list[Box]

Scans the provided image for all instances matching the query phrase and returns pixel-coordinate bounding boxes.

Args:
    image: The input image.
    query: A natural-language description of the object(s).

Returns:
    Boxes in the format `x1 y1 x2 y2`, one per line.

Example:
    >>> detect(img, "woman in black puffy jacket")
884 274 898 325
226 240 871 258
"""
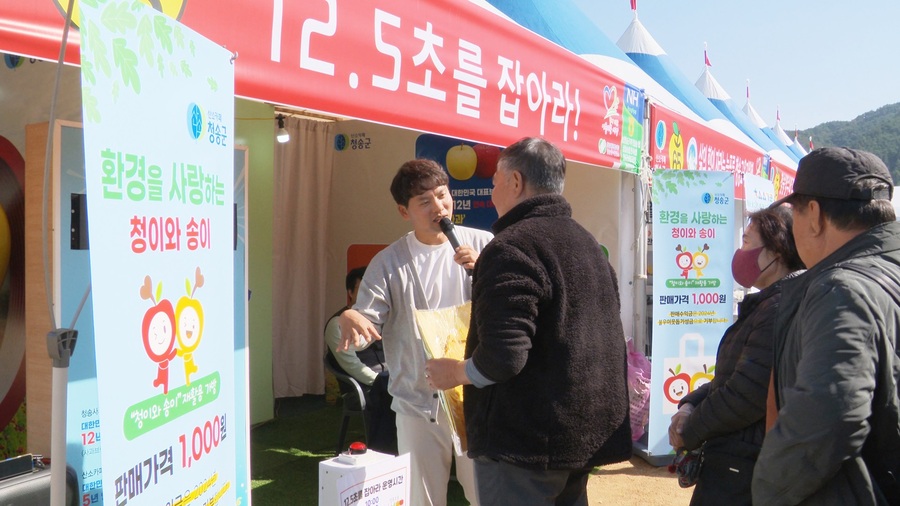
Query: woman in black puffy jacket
667 204 804 505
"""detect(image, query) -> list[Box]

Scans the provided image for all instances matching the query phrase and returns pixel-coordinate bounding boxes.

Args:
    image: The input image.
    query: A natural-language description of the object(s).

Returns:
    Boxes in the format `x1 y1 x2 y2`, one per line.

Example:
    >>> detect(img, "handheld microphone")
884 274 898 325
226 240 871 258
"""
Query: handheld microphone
439 217 472 276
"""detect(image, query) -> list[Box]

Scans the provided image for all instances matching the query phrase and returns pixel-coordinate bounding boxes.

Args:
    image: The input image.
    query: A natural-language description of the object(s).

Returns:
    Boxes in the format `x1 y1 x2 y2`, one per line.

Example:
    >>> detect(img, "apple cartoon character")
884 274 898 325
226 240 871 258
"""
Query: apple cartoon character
692 244 710 278
664 364 691 405
140 275 177 394
176 267 205 386
675 245 693 279
668 121 684 169
691 364 715 391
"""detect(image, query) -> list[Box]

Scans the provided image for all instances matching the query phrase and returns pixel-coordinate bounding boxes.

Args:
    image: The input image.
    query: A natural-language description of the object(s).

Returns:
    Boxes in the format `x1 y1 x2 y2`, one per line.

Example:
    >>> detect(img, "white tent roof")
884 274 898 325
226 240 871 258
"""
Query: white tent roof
616 13 666 56
696 67 797 167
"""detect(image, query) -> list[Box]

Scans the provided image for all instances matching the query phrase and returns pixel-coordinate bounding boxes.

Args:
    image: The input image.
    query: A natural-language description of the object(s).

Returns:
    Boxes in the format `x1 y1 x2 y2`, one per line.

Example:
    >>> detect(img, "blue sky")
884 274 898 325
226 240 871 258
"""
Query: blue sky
569 0 900 130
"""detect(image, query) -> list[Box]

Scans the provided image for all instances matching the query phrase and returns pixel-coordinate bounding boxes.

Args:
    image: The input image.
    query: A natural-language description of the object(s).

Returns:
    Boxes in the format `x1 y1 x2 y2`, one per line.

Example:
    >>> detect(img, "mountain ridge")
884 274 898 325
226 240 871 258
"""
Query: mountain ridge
797 102 900 183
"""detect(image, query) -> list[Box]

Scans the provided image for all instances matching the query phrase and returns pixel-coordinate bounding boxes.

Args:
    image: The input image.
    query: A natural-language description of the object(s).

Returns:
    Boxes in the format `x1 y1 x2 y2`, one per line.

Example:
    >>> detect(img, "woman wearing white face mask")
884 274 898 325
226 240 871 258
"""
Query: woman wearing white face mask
667 204 805 505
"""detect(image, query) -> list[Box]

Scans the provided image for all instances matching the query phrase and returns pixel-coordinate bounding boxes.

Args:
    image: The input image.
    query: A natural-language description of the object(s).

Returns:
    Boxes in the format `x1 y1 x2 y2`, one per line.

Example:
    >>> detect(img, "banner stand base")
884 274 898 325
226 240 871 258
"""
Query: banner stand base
632 436 671 467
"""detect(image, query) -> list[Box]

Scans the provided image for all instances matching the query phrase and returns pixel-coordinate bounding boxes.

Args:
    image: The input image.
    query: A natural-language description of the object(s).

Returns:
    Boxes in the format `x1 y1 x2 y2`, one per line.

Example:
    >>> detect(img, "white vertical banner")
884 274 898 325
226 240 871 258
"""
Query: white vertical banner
79 1 236 504
648 170 735 458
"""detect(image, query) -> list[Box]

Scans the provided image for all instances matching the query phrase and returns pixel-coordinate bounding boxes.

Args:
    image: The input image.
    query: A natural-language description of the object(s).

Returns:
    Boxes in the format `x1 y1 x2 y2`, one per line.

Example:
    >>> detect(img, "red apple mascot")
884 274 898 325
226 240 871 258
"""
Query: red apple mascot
141 275 177 394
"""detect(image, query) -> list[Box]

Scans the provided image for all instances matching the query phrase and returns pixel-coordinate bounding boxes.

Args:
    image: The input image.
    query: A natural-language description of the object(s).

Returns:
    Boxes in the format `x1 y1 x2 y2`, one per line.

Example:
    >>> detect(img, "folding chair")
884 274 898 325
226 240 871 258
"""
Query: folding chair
323 350 369 455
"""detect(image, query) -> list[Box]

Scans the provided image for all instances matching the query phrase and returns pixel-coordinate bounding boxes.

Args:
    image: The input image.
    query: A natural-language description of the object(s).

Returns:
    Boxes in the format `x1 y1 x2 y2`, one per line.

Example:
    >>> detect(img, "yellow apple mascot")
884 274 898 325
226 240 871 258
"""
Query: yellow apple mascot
176 267 205 386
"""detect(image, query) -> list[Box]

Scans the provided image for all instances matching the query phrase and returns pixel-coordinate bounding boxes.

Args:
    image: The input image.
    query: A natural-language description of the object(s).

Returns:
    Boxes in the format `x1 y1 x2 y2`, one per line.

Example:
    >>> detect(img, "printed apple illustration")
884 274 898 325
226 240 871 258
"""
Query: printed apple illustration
446 144 477 181
664 365 691 404
140 275 177 394
675 245 693 280
176 298 204 351
691 364 715 391
473 143 501 179
692 244 710 278
0 204 10 288
668 121 684 169
176 267 205 385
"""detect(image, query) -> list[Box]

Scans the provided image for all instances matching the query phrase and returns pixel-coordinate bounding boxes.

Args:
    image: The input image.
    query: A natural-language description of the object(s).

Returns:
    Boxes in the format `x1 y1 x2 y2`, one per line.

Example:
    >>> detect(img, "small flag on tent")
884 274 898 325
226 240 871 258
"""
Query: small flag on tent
809 136 814 150
704 47 711 67
631 0 637 12
776 108 781 124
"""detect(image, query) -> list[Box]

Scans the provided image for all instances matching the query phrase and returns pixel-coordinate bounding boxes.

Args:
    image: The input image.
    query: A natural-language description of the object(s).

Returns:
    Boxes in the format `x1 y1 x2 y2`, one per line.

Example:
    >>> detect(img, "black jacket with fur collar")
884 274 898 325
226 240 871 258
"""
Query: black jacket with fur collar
463 194 632 470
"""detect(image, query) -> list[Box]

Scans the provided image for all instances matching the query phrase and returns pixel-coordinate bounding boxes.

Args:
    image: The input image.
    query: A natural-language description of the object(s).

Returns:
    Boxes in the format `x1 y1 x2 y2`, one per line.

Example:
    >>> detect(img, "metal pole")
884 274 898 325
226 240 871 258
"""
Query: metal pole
48 329 77 506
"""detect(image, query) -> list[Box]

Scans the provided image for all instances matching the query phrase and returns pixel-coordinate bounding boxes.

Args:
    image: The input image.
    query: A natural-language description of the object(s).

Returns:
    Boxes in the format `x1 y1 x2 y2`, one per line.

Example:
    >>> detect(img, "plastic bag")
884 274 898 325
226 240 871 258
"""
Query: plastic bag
626 339 651 441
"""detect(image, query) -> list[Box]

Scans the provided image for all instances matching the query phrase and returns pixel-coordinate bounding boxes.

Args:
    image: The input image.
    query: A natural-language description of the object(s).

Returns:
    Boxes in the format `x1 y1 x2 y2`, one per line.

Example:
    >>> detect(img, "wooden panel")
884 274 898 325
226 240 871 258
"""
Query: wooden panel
24 121 52 456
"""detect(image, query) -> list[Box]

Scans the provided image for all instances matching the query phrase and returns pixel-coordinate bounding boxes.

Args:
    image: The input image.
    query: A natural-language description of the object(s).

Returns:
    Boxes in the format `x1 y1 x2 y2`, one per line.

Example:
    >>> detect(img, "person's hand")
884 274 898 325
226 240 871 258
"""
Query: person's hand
452 244 480 272
668 403 694 449
338 309 381 351
424 358 469 390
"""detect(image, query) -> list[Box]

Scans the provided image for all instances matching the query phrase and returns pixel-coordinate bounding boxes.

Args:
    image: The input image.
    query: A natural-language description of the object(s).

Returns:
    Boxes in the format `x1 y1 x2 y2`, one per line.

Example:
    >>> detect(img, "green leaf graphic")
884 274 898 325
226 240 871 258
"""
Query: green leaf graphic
112 80 120 102
154 16 173 54
190 40 196 57
88 20 112 77
169 61 179 77
157 54 165 77
207 77 218 92
174 25 185 49
155 282 163 303
180 60 192 77
138 16 154 66
101 0 137 34
81 60 97 86
185 278 191 297
82 0 100 8
82 89 101 123
113 38 141 93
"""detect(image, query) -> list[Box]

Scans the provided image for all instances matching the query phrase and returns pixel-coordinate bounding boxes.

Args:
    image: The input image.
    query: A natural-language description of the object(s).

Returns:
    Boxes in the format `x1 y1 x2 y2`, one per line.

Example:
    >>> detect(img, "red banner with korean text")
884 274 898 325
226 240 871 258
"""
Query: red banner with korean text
649 104 770 200
0 0 638 170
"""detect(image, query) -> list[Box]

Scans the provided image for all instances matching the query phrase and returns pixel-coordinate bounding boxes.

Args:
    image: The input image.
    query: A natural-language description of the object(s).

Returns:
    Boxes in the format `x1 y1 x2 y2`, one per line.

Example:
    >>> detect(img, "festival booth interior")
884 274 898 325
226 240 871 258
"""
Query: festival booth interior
0 0 641 482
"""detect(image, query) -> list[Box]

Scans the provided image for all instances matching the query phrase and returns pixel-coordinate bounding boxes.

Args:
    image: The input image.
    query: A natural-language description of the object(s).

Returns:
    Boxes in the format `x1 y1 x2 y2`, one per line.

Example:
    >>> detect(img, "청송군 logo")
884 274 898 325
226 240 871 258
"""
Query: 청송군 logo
334 134 348 151
187 103 205 140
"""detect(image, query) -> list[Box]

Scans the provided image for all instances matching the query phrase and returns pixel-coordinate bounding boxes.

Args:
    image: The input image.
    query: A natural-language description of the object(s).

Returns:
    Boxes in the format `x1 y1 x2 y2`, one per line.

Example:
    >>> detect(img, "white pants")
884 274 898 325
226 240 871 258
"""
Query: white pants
396 407 479 506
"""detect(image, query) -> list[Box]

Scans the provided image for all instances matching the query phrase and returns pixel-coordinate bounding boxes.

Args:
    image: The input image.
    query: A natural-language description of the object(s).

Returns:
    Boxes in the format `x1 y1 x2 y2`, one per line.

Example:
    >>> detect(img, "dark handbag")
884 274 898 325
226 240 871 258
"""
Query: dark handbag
668 448 703 488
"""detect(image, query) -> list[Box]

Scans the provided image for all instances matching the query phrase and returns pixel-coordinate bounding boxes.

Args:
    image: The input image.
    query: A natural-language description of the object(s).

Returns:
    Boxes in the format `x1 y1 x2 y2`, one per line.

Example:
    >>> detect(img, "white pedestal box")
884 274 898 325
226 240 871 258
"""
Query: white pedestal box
318 450 410 505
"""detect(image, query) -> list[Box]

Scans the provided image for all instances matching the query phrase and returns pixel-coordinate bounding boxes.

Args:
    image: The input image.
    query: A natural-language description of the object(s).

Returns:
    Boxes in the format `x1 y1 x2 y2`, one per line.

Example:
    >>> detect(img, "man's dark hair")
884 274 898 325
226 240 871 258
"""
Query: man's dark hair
790 178 896 231
389 159 449 206
748 205 805 271
497 137 566 194
346 266 367 292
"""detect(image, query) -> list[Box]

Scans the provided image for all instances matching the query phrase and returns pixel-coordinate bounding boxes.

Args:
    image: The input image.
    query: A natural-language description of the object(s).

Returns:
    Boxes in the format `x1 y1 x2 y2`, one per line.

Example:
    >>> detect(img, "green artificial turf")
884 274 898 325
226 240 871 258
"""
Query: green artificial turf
250 395 468 505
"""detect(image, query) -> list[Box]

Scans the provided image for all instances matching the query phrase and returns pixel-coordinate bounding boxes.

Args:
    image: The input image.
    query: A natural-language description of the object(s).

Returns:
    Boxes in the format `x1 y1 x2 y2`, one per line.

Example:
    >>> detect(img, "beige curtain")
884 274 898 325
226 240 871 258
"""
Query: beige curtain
272 117 335 397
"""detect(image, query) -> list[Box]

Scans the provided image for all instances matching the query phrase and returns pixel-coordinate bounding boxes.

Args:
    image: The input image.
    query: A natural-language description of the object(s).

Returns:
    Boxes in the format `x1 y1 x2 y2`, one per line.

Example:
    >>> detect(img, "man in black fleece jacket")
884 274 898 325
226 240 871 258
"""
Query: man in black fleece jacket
426 137 631 505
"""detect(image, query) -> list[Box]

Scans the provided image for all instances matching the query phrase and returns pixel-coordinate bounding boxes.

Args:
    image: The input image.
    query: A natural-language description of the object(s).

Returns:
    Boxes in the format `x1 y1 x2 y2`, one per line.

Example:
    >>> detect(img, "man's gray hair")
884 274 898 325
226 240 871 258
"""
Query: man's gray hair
498 137 566 194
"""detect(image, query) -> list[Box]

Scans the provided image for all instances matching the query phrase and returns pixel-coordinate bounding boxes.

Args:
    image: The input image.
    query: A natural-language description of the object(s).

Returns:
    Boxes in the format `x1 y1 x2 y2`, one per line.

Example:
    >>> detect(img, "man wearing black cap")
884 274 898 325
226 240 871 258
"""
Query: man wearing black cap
752 147 900 505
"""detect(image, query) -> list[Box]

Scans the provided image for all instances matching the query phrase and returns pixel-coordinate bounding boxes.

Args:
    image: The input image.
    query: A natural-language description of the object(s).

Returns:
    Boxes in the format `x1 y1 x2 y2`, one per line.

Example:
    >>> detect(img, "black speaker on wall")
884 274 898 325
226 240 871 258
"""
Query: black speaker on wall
70 193 89 250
